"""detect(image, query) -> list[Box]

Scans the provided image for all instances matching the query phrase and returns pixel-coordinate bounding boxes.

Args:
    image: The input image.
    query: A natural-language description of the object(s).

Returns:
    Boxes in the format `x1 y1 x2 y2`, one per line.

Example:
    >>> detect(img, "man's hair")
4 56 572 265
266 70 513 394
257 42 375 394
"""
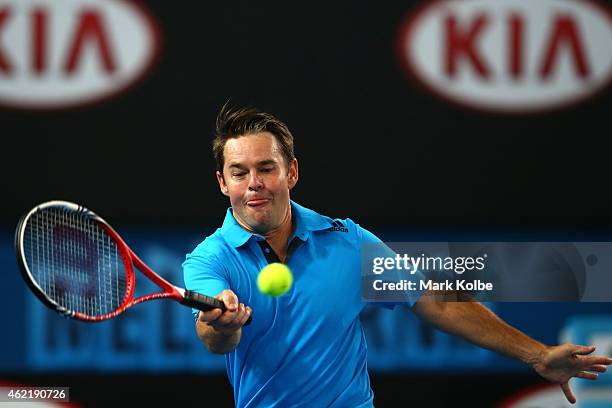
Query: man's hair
213 102 295 173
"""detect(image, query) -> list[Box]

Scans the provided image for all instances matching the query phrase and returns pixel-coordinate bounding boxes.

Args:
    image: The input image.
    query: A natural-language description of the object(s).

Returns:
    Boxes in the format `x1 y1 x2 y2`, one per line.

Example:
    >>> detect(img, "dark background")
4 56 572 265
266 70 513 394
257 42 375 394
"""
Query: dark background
2 0 612 407
2 0 611 229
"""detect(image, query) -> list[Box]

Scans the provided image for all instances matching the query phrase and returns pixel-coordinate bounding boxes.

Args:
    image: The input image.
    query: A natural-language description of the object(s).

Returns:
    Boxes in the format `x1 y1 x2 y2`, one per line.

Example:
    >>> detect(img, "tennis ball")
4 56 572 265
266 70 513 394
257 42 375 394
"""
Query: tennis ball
257 263 293 297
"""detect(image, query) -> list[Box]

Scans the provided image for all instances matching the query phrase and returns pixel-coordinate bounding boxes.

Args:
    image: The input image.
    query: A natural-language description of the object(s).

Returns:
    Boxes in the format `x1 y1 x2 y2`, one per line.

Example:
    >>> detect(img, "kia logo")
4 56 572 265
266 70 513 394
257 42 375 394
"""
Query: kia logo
397 0 612 113
0 0 161 110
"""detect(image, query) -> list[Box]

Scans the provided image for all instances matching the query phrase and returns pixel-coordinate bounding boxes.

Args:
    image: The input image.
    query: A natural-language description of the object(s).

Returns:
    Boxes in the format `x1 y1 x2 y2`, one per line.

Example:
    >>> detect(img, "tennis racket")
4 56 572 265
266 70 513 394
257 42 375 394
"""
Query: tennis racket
15 200 251 324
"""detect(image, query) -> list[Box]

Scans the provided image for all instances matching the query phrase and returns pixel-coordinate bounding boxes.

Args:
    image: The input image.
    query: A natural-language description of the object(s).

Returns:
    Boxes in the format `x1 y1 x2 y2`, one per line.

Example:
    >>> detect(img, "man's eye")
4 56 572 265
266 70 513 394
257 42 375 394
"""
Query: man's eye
233 172 246 177
261 167 273 173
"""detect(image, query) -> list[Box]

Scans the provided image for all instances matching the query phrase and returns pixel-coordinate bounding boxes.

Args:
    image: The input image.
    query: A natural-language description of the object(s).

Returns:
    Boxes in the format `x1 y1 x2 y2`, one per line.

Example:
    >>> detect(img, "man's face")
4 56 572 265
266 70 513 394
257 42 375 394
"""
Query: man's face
217 132 298 234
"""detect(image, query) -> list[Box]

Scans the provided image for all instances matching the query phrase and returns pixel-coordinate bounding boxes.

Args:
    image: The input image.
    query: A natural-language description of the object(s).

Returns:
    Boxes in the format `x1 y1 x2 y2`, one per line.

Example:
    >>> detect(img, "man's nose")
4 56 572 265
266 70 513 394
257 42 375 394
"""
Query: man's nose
248 171 263 191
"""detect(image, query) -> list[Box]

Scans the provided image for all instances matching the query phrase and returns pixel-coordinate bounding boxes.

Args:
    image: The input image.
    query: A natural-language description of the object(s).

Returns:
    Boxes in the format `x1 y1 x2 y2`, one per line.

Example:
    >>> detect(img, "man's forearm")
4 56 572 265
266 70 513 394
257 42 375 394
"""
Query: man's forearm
196 321 241 354
413 299 547 365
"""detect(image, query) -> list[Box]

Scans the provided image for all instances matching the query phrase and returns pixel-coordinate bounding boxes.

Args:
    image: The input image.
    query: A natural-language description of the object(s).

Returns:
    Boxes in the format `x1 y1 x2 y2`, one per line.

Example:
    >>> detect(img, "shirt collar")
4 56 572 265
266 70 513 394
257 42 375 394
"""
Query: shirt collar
220 200 332 248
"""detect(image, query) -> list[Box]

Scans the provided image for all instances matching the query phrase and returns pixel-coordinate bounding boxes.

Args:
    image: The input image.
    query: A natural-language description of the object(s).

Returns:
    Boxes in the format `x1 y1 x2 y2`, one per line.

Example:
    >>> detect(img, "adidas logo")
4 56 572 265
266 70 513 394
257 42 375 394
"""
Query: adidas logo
327 220 348 233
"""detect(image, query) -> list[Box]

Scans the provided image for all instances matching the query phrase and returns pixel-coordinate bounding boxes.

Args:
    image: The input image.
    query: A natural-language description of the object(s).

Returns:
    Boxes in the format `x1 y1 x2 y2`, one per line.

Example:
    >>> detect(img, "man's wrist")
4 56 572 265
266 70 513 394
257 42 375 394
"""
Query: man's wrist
526 344 549 367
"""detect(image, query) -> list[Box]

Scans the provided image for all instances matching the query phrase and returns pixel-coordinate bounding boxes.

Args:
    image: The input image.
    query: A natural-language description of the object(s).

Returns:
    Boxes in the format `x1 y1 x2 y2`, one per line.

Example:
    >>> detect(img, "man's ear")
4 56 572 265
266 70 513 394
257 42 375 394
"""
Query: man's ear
288 158 299 190
216 171 229 196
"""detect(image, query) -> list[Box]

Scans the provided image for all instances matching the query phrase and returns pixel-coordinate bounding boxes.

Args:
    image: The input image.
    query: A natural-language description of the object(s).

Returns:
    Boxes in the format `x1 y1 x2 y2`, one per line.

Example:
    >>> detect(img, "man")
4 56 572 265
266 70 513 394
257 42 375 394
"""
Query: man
183 104 611 407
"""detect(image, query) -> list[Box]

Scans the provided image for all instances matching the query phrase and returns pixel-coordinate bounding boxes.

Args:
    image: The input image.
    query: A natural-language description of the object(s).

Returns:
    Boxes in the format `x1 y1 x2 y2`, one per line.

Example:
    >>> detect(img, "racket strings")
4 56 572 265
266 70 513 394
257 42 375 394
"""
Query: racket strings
23 207 128 317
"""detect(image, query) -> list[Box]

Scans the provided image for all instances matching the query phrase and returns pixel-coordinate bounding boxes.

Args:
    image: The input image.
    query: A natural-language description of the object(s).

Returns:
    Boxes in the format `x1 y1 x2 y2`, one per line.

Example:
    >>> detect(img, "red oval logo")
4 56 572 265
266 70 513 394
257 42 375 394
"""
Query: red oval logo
0 0 161 110
397 0 612 114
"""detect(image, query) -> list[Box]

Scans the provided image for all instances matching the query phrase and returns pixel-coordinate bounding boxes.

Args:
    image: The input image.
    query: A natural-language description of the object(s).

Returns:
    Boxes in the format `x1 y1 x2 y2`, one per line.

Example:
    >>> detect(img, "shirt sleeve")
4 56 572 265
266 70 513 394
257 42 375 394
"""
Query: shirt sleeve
351 220 424 309
182 249 229 320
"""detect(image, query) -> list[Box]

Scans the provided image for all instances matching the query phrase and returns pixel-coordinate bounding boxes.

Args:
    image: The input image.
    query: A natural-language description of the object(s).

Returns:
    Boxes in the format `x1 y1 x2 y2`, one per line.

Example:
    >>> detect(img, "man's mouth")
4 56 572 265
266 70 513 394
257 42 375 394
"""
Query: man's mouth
246 198 270 207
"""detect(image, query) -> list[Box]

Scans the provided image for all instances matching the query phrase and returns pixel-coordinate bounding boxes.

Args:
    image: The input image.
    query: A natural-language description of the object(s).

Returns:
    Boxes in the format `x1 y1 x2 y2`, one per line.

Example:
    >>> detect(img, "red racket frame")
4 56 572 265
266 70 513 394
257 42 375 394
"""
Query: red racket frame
73 221 188 321
16 201 237 323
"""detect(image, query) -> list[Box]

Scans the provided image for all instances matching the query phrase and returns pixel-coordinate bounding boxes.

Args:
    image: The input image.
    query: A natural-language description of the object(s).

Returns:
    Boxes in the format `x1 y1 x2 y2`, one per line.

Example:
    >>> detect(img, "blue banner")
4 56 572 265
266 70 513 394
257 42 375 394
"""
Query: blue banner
2 226 612 374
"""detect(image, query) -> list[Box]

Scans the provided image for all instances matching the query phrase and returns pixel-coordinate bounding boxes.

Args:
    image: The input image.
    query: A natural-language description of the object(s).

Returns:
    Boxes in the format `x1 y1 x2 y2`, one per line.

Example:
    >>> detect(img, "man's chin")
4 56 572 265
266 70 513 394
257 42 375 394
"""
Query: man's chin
244 214 274 233
252 218 273 231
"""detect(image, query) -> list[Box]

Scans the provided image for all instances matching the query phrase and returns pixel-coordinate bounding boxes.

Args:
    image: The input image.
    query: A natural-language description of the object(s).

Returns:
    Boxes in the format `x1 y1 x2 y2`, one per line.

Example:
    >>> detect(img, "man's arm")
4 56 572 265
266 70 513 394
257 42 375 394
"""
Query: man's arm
196 290 252 354
412 296 612 404
413 299 546 363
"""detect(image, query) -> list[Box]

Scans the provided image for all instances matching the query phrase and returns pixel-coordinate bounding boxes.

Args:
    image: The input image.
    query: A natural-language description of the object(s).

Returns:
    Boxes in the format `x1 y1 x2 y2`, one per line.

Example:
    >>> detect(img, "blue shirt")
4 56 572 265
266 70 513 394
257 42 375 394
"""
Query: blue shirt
182 201 420 408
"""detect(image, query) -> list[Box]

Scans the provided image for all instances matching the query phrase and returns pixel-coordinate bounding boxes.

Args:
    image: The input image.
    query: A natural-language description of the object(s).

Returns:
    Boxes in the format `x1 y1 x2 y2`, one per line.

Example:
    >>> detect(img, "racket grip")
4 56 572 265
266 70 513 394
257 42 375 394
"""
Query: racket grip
183 290 252 326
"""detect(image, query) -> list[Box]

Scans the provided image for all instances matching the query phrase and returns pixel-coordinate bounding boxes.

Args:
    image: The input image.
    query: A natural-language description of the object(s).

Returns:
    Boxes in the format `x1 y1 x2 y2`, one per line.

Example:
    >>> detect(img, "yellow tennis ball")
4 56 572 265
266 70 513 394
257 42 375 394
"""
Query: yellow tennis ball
257 263 293 297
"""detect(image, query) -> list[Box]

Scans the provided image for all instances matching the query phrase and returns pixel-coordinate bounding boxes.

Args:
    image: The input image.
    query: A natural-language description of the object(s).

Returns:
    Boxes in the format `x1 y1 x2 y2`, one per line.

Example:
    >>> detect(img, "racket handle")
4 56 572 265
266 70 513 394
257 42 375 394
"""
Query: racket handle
183 290 225 311
183 290 252 326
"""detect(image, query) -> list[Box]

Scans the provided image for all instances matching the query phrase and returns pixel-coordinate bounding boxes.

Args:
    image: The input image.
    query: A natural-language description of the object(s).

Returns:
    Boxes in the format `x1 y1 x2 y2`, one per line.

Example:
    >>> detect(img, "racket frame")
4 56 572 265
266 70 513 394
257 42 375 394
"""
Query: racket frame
15 201 223 322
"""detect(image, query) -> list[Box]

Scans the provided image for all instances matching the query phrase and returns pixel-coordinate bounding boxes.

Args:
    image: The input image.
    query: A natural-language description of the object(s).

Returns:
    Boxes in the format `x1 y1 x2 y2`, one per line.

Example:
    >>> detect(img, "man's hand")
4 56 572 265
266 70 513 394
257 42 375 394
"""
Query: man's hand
197 289 252 335
532 344 612 404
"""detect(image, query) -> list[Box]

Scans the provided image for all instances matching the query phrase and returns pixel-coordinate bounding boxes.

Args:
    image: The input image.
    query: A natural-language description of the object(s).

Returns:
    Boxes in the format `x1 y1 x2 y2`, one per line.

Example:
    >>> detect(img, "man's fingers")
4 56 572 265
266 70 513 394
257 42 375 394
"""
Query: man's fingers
228 304 251 327
221 304 243 325
585 364 609 373
560 382 576 404
201 289 252 336
198 308 223 323
574 345 596 355
577 356 612 367
239 306 252 326
576 371 598 380
236 304 247 325
217 303 246 326
215 290 238 312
